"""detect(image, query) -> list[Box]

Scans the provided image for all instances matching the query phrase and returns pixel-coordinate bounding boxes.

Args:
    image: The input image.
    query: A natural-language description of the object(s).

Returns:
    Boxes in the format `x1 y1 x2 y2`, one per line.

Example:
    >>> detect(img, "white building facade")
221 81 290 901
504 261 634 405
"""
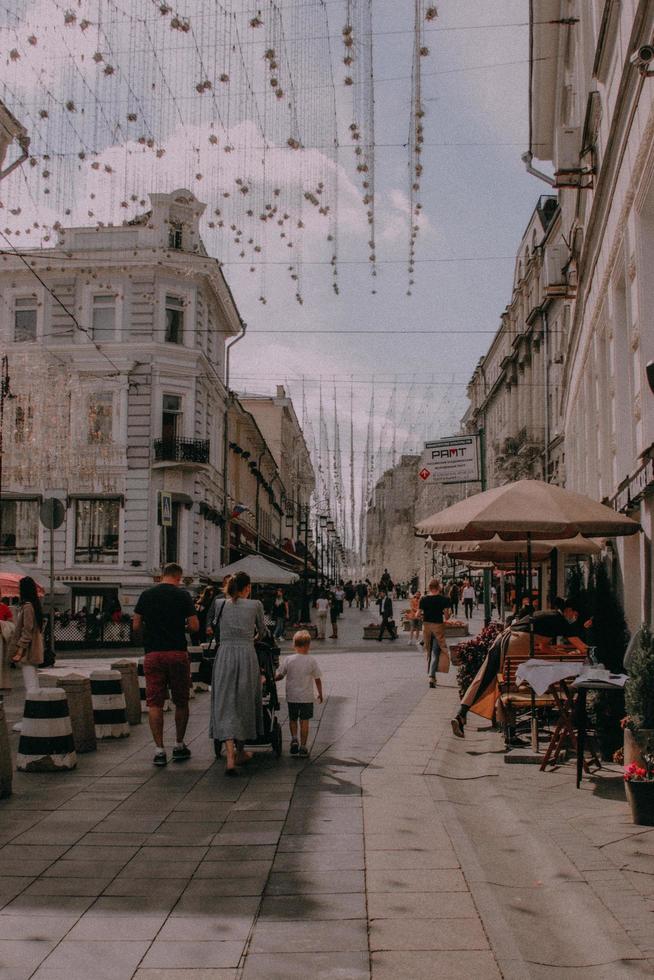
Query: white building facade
528 1 654 629
0 189 242 614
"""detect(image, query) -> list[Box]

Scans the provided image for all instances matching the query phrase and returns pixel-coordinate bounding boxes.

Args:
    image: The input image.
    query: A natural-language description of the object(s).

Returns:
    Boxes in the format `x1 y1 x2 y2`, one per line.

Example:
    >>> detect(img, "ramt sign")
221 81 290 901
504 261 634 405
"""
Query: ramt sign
419 435 480 485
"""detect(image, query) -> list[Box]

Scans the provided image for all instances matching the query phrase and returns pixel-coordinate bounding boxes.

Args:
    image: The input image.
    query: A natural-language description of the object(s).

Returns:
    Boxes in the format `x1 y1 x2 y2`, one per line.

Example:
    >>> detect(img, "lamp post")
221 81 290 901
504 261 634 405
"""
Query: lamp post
319 514 327 588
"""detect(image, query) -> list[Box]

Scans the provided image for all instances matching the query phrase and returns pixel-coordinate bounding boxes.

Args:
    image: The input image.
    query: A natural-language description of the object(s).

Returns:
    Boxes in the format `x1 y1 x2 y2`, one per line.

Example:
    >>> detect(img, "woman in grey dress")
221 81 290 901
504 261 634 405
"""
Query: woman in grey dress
209 571 266 775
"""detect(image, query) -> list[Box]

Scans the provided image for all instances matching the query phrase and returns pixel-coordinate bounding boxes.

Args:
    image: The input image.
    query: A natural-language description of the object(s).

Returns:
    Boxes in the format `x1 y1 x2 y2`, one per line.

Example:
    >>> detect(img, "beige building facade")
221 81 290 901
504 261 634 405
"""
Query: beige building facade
529 0 654 629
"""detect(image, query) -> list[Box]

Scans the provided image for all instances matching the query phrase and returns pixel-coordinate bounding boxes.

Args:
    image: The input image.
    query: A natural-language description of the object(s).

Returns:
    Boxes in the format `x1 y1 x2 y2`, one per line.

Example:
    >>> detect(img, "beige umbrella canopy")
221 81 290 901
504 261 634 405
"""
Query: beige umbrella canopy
437 533 602 564
415 480 640 541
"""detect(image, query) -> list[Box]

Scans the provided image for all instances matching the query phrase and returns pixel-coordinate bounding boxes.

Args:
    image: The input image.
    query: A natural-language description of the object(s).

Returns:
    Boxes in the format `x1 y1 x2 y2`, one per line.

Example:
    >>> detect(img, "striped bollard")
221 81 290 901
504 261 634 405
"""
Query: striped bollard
90 670 130 739
137 658 171 712
110 660 142 726
16 689 76 772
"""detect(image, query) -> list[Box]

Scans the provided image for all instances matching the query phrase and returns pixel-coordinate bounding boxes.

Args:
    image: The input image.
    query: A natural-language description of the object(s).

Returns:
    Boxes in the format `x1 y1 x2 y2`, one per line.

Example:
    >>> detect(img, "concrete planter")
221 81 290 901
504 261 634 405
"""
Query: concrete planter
444 624 469 638
625 780 654 826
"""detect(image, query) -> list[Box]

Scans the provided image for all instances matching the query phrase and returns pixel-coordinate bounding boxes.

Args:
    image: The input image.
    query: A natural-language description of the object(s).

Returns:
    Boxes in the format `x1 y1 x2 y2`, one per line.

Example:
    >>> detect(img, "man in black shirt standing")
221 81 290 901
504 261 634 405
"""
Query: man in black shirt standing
419 579 451 688
133 562 199 767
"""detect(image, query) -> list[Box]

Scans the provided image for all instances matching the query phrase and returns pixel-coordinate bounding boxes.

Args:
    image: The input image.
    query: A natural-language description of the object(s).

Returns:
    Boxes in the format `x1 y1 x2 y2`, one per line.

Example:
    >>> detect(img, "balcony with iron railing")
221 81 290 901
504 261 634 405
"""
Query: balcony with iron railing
153 437 210 467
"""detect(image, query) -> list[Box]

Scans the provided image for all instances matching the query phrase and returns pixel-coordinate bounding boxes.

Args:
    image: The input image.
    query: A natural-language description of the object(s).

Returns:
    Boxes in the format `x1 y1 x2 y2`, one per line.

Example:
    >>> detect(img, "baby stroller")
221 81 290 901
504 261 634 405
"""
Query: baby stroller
213 633 282 759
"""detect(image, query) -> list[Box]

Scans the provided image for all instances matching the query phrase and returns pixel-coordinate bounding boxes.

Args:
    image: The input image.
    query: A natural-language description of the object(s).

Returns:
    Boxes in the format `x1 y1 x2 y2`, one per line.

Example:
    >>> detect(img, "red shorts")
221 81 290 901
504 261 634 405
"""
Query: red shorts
144 650 191 708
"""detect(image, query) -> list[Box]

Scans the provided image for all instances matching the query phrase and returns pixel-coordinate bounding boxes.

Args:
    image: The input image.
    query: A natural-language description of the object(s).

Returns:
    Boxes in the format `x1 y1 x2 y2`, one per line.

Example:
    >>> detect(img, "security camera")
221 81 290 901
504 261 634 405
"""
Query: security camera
630 44 654 72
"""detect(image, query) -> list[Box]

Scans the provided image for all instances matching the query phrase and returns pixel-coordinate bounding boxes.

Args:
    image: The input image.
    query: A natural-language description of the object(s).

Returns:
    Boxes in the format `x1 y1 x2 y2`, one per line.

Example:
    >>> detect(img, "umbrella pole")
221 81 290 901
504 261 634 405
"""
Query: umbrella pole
527 532 538 752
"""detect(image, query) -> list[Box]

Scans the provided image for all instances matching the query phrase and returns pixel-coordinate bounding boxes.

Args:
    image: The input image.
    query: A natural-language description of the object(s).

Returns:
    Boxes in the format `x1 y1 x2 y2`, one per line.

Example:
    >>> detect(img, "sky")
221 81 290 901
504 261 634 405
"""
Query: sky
0 0 543 539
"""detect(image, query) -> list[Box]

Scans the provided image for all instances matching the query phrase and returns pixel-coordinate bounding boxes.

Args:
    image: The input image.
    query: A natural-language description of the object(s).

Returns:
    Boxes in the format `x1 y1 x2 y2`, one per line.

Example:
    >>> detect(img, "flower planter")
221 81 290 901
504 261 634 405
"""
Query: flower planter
364 625 380 640
444 624 469 638
625 779 654 826
283 624 317 640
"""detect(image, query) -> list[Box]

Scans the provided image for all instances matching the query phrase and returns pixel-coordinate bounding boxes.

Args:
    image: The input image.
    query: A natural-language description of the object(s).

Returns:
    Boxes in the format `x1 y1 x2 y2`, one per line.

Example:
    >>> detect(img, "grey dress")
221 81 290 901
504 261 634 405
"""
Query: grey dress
209 598 265 742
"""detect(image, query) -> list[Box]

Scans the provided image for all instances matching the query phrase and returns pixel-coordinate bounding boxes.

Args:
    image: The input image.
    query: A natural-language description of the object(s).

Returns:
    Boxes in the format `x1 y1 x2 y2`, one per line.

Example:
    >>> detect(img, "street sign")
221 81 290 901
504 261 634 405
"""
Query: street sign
420 435 481 485
39 497 66 530
158 490 173 527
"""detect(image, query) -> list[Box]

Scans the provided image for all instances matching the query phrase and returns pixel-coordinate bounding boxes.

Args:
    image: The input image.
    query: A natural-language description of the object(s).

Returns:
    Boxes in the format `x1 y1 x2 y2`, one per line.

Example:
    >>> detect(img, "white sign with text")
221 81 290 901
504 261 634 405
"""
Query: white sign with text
419 435 481 484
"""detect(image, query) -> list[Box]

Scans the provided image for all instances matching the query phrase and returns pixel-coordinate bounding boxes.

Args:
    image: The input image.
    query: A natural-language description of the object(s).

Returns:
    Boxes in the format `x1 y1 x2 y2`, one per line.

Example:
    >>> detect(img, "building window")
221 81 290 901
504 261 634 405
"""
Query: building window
91 294 116 342
74 498 120 564
165 295 184 343
14 401 34 445
162 394 182 443
168 222 183 250
164 501 181 564
0 499 39 562
88 392 113 444
14 297 37 342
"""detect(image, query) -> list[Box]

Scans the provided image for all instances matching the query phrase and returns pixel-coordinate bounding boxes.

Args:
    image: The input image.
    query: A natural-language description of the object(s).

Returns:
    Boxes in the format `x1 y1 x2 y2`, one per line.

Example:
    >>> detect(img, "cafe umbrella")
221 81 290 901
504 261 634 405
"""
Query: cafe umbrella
416 480 640 749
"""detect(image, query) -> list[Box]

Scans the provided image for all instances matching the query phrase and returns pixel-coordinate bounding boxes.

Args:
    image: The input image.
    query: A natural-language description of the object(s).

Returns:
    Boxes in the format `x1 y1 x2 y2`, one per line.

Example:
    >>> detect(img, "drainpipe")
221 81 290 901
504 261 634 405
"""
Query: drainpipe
542 306 550 482
521 151 556 187
222 321 247 565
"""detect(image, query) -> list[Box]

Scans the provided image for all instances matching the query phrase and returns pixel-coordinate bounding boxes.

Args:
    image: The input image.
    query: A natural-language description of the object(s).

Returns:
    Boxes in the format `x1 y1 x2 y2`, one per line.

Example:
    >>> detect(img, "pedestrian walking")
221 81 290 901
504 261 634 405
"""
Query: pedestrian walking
272 588 289 641
419 579 451 688
7 577 43 707
377 591 397 641
449 581 460 617
193 584 215 644
408 590 422 645
315 592 329 639
334 584 345 616
462 580 475 620
329 592 339 639
209 571 266 776
276 629 323 758
133 563 199 766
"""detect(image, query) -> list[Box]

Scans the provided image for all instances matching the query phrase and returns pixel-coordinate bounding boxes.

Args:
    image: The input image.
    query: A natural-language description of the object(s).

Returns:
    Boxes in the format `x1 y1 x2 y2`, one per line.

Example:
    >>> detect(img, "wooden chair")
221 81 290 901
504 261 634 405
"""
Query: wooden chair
498 647 587 746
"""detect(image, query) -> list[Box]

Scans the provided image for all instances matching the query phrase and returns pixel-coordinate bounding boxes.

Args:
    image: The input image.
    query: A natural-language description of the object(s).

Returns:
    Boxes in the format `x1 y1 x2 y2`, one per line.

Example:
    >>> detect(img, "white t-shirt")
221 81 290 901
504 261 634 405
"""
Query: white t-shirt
277 653 322 704
462 586 475 600
316 598 329 613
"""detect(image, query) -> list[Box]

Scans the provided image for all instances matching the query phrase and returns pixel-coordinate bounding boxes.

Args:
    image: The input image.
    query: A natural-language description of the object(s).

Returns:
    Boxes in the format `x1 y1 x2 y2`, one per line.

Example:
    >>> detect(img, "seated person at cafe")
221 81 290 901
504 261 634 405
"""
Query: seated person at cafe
451 598 588 743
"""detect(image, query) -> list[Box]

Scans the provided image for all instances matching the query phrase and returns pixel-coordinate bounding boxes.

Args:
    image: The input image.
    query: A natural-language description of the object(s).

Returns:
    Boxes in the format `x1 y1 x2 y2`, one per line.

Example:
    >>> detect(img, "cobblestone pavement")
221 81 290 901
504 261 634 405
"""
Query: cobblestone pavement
1 606 654 978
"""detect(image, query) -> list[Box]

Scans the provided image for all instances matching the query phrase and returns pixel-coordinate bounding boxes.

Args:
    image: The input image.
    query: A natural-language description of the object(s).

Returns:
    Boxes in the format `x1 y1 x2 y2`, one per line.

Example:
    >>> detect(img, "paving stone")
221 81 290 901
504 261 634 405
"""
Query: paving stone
248 918 368 953
101 878 188 899
171 895 260 918
366 868 467 893
206 845 277 862
57 844 140 864
367 890 477 919
259 892 366 921
224 808 288 823
364 848 459 870
181 876 267 897
88 895 182 915
42 858 128 879
134 972 237 980
65 914 167 940
31 939 150 979
118 858 202 879
0 939 55 979
22 877 115 897
276 833 363 853
240 951 369 979
265 870 365 895
141 941 244 969
194 860 272 878
271 851 365 873
157 915 255 942
0 877 34 908
371 950 502 979
0 915 79 942
1 894 97 915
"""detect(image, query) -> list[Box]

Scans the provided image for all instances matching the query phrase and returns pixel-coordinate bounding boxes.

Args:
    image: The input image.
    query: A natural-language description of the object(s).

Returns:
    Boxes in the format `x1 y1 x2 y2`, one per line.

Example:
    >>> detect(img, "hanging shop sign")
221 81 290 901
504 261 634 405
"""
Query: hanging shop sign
610 458 654 513
419 435 481 485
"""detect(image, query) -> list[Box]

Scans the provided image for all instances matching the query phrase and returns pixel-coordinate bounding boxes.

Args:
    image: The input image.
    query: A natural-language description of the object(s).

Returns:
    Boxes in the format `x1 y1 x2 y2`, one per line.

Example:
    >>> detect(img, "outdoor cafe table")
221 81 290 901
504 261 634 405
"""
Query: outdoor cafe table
515 659 586 767
571 675 628 789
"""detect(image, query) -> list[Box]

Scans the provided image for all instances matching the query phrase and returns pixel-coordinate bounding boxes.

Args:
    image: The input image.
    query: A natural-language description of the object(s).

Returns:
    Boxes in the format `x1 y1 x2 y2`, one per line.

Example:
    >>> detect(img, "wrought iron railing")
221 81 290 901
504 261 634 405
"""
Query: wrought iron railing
153 437 210 464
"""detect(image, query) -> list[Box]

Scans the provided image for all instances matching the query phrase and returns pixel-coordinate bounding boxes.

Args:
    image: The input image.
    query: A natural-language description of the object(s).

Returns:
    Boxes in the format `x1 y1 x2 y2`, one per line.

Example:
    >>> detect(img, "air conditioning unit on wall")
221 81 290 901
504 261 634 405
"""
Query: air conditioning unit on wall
555 126 594 189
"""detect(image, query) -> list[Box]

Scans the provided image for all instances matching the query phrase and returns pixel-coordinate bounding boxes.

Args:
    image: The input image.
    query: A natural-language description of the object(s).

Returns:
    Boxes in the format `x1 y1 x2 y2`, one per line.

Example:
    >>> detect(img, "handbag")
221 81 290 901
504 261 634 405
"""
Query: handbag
198 601 225 686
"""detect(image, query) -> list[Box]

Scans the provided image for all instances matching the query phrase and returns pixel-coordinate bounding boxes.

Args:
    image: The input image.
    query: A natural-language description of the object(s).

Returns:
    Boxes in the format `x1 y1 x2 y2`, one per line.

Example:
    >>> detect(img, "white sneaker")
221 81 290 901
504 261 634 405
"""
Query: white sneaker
12 721 22 733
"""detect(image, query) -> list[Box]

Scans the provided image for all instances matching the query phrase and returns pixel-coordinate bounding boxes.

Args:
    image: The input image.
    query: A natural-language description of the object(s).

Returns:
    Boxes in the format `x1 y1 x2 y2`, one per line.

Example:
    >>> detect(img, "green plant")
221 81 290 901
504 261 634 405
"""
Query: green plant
625 626 654 731
455 622 503 699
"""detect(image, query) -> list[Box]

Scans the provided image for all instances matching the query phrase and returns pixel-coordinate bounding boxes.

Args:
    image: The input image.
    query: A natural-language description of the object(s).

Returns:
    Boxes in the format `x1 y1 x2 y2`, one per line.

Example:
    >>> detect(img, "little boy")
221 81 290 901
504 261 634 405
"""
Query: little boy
275 629 323 758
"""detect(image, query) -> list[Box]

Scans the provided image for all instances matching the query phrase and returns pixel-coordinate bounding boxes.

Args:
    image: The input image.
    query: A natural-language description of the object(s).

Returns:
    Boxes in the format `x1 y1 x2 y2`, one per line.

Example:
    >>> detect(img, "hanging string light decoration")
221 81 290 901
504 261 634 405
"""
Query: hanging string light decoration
343 0 376 291
407 1 434 295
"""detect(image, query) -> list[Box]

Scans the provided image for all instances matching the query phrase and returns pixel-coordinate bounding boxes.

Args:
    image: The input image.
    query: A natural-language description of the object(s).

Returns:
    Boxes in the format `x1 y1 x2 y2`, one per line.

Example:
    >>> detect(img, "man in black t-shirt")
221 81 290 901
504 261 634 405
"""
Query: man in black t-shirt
419 579 451 688
133 562 199 767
